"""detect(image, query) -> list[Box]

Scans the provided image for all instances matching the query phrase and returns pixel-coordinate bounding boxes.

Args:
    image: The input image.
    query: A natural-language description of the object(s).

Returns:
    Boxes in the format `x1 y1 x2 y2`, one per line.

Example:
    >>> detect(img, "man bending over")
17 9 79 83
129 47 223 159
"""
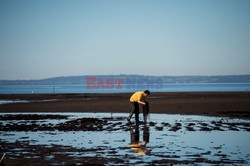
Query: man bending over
127 90 150 123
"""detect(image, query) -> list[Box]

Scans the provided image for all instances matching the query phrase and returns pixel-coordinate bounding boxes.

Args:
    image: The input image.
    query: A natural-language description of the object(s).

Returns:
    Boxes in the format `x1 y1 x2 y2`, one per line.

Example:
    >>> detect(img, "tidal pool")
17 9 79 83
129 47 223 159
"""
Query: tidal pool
0 113 250 165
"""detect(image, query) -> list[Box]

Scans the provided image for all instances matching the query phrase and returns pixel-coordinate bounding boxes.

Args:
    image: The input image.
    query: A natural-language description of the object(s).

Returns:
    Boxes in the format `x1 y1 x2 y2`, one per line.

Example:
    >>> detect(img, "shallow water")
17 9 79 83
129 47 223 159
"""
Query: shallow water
0 99 60 105
0 100 29 105
1 83 250 94
0 113 250 165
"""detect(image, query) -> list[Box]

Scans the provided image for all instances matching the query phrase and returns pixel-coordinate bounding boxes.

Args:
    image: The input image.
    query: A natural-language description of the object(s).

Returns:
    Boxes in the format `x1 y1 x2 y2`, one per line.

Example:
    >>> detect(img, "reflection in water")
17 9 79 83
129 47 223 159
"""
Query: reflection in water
130 124 150 155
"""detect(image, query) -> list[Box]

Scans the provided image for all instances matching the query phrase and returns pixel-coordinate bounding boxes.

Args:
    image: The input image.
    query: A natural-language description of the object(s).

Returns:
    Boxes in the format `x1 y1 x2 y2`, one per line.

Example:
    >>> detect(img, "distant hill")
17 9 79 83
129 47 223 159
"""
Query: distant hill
0 75 250 85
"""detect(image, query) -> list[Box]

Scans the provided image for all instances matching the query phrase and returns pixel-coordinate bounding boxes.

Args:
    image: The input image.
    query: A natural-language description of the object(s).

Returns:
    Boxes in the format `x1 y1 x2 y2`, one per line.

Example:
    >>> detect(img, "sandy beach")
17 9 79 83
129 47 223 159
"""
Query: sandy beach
1 92 250 165
1 92 250 119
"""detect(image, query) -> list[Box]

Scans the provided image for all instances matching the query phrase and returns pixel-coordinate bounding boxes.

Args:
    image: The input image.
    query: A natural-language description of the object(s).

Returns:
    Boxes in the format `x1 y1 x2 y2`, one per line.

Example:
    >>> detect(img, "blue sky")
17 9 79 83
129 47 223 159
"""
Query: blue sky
0 0 250 79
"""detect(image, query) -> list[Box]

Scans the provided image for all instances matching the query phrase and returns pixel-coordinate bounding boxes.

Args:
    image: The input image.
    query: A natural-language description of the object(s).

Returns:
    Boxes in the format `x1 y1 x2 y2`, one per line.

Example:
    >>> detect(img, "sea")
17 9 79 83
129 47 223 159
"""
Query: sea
0 83 250 94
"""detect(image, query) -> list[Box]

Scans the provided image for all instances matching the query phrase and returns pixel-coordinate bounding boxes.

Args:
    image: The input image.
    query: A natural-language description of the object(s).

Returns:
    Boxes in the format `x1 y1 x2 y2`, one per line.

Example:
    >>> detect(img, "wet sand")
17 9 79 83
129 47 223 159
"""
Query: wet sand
1 92 250 165
1 113 250 165
1 92 250 119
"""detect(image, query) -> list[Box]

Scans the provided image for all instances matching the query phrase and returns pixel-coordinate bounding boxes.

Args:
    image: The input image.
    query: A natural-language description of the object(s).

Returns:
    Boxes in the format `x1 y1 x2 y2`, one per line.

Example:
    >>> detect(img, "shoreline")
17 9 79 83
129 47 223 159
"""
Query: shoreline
1 92 250 119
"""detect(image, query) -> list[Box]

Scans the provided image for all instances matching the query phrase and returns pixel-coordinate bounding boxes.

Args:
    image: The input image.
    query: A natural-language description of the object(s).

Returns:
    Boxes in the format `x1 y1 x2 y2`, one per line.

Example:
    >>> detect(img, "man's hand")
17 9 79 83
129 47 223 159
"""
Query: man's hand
138 101 146 105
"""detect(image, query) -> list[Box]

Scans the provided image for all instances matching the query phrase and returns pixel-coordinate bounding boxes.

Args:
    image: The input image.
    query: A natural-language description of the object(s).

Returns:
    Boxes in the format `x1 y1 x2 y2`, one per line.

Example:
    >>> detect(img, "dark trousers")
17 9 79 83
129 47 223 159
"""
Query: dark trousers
142 101 149 122
128 102 139 123
128 101 149 123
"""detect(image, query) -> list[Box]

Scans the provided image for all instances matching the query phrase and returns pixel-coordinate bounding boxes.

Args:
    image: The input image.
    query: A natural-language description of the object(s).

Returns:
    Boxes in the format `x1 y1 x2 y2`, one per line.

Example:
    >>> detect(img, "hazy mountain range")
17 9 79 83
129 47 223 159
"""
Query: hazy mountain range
1 75 250 85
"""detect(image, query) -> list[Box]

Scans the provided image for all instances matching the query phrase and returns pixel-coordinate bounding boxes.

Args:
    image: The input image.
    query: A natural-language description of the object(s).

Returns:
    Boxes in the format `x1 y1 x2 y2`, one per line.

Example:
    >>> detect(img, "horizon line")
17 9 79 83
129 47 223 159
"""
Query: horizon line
1 74 250 81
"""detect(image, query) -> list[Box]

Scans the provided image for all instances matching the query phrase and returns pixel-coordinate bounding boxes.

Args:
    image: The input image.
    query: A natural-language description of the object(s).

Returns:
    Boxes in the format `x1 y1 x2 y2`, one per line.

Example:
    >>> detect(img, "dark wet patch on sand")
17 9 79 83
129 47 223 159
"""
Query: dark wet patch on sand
0 141 124 166
1 114 250 132
0 114 68 121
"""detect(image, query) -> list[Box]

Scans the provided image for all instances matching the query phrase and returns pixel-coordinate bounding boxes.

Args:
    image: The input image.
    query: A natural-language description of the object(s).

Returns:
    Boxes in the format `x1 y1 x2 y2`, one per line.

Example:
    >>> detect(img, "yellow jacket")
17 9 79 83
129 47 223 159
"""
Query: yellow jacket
130 91 145 102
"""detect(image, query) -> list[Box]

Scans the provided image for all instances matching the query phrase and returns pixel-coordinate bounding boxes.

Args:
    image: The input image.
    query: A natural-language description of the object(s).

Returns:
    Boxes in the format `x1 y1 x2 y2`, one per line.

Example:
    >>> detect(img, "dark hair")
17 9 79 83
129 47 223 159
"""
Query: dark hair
144 90 150 95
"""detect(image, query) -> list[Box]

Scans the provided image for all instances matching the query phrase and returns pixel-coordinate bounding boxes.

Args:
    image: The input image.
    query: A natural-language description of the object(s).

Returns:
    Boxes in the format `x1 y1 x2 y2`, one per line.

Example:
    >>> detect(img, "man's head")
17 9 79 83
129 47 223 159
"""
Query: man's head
143 90 150 97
